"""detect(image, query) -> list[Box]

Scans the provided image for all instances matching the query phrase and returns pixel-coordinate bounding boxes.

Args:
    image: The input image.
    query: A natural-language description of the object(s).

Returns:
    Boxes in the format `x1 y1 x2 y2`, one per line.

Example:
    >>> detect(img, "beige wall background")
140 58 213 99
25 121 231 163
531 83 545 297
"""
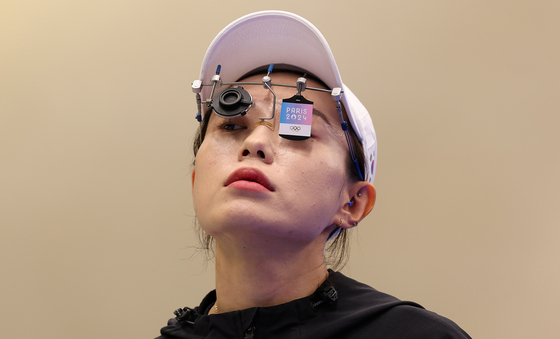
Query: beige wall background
1 0 559 338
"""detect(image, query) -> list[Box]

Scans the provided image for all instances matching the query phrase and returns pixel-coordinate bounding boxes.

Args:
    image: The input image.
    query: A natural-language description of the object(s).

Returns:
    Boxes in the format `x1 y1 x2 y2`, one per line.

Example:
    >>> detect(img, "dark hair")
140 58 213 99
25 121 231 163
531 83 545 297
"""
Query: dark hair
191 73 365 270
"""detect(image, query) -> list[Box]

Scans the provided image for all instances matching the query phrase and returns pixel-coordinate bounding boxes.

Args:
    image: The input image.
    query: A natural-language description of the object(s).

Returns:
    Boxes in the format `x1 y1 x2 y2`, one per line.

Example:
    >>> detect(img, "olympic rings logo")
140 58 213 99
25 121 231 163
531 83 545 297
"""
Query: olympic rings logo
290 126 301 132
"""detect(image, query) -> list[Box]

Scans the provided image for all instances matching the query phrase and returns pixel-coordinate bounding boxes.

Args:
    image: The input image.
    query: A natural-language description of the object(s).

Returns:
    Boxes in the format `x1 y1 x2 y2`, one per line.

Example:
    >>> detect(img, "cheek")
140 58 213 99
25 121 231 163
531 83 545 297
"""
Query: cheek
196 134 238 169
192 135 242 201
192 140 220 201
284 150 348 207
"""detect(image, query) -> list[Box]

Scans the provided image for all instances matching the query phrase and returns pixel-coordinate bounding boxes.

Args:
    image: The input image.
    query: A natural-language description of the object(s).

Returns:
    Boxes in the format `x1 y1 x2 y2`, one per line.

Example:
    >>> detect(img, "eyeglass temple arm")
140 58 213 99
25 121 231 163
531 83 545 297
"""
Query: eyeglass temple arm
333 88 364 181
192 65 223 122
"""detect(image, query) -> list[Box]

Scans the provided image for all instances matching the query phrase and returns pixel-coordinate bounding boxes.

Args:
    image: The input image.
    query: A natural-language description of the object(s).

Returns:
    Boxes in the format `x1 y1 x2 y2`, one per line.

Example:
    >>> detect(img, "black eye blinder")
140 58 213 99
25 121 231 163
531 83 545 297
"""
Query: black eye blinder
211 86 253 118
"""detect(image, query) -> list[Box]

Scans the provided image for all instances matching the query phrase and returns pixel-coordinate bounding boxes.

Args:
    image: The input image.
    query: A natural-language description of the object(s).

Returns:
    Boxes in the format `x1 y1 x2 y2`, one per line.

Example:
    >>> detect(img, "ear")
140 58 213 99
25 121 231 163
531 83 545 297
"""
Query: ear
331 181 376 229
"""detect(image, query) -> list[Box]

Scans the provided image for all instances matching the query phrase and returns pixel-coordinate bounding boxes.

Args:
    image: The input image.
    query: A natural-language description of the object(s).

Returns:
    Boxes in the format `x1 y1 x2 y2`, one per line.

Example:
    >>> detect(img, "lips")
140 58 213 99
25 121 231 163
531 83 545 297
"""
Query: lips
224 167 275 192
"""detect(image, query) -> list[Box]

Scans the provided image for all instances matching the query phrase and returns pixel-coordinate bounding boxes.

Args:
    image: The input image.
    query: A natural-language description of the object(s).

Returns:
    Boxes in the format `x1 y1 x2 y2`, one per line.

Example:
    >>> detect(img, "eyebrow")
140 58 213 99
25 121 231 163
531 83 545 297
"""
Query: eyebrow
312 108 333 127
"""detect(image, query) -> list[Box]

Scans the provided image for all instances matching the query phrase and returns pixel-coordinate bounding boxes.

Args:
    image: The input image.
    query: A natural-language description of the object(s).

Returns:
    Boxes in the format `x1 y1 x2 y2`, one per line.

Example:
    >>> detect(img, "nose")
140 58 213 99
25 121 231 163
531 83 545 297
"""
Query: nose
238 124 274 164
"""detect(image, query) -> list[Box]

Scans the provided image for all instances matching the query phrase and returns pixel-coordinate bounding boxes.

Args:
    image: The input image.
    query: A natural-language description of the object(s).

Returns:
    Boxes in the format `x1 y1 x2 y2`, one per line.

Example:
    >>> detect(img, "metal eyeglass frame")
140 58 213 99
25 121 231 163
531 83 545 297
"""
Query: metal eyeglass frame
191 64 364 181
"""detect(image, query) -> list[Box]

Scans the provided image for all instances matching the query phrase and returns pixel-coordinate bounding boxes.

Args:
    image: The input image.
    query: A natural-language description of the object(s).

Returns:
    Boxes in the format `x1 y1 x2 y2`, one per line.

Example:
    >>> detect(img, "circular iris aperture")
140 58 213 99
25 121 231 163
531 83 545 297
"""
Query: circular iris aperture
212 86 252 118
220 90 241 107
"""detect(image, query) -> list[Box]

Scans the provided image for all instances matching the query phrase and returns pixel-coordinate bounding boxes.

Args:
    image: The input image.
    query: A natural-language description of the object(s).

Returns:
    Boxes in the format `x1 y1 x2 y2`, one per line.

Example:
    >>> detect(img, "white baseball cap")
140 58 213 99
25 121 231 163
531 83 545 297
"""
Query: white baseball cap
197 10 377 183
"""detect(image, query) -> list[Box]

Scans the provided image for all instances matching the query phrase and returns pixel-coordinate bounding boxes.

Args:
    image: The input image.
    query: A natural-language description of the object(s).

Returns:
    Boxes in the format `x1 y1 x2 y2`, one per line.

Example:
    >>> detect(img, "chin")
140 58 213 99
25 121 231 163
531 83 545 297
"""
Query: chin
196 196 332 241
200 214 325 246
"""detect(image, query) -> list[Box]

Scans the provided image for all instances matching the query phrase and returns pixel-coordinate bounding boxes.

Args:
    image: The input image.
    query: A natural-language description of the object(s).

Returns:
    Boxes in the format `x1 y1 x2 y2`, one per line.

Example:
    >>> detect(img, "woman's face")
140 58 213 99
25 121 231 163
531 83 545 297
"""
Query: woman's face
192 72 352 244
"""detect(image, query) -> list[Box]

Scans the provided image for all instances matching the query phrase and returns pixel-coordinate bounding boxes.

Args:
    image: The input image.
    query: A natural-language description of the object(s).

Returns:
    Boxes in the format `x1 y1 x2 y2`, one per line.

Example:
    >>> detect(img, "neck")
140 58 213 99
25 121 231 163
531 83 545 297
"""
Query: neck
212 234 329 313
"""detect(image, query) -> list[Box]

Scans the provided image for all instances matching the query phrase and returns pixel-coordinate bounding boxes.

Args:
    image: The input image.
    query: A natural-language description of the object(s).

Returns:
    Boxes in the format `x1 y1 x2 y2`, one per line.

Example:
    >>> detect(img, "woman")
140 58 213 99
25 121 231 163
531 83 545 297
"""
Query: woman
157 11 470 339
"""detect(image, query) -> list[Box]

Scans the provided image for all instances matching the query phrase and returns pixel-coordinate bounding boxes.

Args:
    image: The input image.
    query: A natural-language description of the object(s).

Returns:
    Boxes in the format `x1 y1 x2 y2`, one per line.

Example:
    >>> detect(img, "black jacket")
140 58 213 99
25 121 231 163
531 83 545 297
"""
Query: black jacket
156 271 470 339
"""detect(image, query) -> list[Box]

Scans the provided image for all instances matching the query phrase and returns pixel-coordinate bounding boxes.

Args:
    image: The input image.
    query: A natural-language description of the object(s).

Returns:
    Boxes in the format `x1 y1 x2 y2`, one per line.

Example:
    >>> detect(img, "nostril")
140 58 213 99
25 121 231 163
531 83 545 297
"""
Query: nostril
240 148 267 160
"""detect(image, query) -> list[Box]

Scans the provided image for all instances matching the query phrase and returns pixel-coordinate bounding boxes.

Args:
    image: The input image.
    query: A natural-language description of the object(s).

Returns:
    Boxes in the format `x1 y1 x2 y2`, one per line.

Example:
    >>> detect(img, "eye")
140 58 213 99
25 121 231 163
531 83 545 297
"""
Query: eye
218 123 245 131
